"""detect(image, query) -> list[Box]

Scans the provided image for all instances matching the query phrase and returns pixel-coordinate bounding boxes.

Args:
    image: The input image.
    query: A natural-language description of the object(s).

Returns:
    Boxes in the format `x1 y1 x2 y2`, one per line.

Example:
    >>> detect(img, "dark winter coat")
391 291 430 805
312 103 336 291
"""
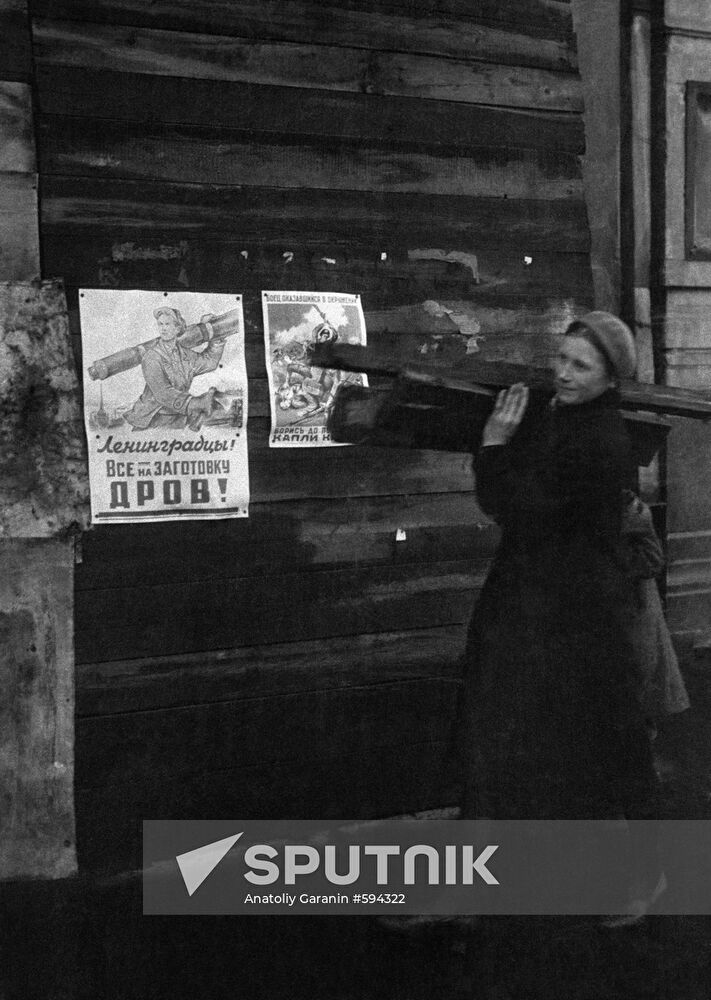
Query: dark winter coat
459 388 658 819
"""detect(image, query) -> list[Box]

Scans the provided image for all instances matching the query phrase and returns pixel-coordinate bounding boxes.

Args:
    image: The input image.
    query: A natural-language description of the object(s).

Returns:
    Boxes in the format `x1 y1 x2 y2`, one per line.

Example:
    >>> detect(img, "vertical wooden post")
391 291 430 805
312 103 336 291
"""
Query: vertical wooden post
571 0 623 314
0 541 77 878
0 0 90 867
0 0 39 281
0 278 89 879
0 2 89 881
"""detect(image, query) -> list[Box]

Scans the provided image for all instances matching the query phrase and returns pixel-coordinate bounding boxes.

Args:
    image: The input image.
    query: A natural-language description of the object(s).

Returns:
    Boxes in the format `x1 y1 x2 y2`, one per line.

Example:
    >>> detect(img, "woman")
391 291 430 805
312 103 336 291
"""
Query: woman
460 311 660 834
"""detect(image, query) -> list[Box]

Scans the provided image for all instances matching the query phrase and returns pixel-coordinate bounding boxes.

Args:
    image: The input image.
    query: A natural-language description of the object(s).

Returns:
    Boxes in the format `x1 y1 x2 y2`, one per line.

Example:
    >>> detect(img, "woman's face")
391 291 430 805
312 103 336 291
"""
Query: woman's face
157 313 181 341
554 335 614 405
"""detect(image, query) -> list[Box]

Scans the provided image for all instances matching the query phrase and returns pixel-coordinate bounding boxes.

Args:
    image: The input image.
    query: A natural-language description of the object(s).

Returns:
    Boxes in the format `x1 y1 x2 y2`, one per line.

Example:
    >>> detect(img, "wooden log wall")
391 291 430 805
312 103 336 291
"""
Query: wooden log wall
29 0 593 870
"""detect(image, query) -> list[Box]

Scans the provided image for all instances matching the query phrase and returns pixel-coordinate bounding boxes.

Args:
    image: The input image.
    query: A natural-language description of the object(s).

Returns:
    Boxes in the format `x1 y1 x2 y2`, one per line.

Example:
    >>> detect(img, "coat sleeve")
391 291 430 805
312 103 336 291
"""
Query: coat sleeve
554 430 630 544
472 444 514 520
473 415 631 543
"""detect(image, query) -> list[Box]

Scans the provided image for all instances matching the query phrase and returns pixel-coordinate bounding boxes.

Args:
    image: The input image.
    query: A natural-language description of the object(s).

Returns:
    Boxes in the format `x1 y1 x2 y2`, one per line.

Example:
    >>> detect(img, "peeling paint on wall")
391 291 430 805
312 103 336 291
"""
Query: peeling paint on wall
111 241 187 262
423 299 482 350
408 248 480 280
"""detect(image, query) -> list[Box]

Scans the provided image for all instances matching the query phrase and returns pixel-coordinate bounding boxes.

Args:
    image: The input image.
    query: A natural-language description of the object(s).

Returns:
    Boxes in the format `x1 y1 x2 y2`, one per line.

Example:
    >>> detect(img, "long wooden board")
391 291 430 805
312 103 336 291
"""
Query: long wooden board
30 0 578 71
74 739 458 870
75 493 497 589
0 540 76 879
37 115 583 201
32 19 583 111
76 623 467 715
74 558 480 662
34 67 585 154
310 342 711 420
40 178 591 252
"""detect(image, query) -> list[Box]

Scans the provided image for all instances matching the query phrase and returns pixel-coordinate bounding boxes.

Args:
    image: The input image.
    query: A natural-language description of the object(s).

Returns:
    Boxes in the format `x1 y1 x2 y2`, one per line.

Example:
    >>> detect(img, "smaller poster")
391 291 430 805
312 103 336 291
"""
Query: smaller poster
80 289 249 524
262 291 368 447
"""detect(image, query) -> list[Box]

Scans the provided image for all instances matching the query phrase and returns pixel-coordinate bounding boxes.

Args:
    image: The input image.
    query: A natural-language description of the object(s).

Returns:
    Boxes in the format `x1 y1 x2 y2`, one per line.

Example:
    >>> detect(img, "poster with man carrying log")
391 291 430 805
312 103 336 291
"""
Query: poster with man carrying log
80 289 249 524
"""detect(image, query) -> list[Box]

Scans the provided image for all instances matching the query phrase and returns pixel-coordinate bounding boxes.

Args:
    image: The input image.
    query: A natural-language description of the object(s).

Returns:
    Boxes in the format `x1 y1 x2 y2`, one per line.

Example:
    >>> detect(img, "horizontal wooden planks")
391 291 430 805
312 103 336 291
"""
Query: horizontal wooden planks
74 556 479 662
48 246 590 316
31 0 575 43
75 494 496 590
49 243 481 307
34 67 586 154
76 672 459 786
32 18 583 111
36 115 583 201
40 178 591 253
27 0 590 843
76 623 467 715
299 0 573 37
75 738 459 869
29 0 577 71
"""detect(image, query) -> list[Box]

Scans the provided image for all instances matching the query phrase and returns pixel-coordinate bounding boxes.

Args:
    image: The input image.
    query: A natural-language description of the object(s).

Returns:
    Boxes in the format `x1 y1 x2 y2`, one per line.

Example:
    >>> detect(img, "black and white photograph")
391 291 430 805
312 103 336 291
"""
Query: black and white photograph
2 2 711 1000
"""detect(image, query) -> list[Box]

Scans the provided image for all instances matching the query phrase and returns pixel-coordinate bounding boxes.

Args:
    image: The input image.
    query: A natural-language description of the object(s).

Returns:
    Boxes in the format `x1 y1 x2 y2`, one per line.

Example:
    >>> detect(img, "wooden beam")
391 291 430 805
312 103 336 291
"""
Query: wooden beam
32 18 583 111
29 0 579 71
36 114 584 201
40 178 591 253
74 557 479 662
34 66 586 154
310 341 711 418
76 624 466 715
0 539 76 879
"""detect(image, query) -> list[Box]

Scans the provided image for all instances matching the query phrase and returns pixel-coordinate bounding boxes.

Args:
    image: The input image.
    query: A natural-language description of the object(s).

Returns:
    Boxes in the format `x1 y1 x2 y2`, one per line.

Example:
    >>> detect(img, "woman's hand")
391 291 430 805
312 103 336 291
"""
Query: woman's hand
481 383 529 447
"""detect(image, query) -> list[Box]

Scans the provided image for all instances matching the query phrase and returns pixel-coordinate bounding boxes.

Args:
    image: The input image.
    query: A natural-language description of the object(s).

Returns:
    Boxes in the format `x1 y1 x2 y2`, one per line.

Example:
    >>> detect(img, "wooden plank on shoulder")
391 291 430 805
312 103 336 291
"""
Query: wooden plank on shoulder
35 67 586 153
29 0 578 72
32 18 583 111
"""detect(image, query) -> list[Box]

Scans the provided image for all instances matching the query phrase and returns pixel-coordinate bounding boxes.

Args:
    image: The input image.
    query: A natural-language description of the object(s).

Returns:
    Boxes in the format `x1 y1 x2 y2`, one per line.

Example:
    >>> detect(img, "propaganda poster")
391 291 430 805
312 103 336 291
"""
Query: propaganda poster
80 289 249 523
262 291 367 447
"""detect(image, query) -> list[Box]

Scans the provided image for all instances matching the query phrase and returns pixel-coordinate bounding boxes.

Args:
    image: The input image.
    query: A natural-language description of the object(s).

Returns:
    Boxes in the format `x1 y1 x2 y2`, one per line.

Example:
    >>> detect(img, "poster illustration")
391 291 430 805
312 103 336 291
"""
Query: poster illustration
262 291 368 447
80 289 249 523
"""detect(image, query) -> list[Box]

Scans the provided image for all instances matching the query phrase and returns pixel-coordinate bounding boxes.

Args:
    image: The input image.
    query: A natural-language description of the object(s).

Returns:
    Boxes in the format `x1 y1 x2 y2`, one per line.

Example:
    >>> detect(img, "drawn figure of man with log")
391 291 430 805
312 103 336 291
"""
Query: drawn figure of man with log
125 307 225 431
